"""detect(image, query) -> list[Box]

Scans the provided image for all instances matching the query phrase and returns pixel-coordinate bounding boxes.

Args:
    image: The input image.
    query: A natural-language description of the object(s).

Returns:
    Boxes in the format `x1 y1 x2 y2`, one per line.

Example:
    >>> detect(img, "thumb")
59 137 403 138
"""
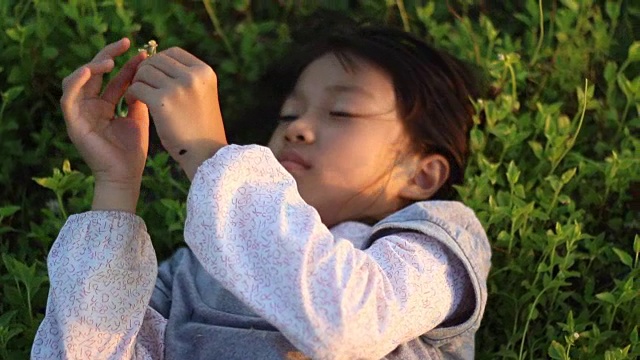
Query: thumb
126 99 149 124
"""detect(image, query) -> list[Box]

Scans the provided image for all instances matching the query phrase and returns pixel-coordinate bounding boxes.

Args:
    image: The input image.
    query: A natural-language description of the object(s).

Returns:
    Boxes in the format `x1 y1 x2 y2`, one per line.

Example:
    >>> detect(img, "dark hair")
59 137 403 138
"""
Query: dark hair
232 15 484 200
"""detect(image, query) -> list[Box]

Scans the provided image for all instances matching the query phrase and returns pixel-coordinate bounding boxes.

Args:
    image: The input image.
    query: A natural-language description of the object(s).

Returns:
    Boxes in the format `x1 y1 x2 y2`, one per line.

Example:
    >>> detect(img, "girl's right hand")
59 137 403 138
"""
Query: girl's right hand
61 38 149 191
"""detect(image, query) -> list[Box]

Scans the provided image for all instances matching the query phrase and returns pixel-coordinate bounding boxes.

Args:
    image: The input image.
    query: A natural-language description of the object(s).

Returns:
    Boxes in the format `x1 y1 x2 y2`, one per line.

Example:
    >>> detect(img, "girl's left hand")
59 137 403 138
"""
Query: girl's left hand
126 47 228 180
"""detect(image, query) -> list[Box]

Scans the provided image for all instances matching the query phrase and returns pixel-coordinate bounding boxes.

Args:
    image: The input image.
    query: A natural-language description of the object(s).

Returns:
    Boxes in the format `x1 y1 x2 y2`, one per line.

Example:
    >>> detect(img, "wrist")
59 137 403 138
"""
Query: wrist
92 180 141 213
178 142 226 181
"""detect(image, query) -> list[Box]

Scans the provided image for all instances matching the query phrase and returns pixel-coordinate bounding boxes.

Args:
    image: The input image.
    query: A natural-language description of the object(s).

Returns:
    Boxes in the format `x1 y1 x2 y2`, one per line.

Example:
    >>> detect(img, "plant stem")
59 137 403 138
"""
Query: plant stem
55 191 68 220
618 59 630 74
518 286 551 360
529 0 545 66
620 100 631 128
26 286 33 326
608 304 619 331
446 0 481 64
547 187 562 217
507 62 518 106
549 237 576 311
0 100 6 123
548 79 588 176
510 251 548 351
202 0 238 62
395 0 411 32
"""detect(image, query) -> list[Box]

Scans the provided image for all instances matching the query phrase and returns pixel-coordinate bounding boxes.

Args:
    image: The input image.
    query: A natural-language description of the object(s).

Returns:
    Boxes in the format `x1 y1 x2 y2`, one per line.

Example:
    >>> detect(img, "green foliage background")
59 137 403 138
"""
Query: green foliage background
1 0 639 359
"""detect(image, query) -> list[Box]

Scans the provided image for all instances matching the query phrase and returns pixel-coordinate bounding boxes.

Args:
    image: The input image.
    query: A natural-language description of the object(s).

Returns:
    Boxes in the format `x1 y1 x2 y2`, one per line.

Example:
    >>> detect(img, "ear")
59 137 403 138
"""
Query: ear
398 154 450 201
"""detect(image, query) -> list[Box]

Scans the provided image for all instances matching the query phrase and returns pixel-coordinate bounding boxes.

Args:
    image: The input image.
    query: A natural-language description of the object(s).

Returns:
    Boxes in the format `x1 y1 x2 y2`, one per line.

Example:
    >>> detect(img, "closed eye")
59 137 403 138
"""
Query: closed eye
330 111 357 118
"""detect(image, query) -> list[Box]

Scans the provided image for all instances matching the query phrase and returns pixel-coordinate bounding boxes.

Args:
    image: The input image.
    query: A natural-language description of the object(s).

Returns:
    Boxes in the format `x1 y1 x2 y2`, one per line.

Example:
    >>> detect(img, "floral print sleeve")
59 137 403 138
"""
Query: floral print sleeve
31 211 165 359
185 145 471 360
31 145 471 360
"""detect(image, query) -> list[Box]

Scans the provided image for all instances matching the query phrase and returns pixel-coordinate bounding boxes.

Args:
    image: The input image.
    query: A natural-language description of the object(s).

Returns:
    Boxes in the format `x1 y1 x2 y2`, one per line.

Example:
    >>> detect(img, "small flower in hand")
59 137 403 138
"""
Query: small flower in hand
138 40 158 57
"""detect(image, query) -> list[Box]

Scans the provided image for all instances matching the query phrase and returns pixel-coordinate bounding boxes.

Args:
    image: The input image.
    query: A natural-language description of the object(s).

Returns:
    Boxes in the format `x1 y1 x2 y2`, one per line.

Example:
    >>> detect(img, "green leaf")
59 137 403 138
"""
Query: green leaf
62 159 71 174
560 0 579 11
627 41 640 63
548 340 566 360
560 168 577 184
42 46 59 60
537 262 549 273
529 140 544 159
619 288 638 303
0 328 24 347
612 247 633 267
233 0 250 12
470 128 485 152
497 230 510 244
604 61 617 85
595 292 617 305
2 254 47 300
33 176 57 190
606 1 621 21
506 161 521 185
219 59 238 74
2 86 25 104
546 175 563 193
617 73 634 98
0 205 20 218
5 28 21 42
480 15 498 41
634 234 640 254
0 311 17 328
60 3 79 20
557 194 572 205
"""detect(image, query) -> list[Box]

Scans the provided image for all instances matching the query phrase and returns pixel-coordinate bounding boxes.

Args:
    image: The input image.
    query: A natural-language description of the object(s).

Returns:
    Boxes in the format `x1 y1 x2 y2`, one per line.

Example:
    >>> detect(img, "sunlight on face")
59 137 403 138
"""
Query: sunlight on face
268 52 416 227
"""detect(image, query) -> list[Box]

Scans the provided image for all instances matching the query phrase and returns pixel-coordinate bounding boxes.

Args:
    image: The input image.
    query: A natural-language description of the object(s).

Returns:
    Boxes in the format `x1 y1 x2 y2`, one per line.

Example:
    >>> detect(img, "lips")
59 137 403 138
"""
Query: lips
277 149 311 171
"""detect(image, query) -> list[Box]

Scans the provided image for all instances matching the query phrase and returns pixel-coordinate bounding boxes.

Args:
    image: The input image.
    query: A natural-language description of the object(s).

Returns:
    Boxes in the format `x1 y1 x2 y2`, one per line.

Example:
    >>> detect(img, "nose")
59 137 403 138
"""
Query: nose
284 116 316 144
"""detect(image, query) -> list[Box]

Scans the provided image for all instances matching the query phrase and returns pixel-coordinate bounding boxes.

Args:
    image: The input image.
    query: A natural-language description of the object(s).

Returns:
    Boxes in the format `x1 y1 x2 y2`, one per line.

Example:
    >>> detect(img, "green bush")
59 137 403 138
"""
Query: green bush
1 1 638 359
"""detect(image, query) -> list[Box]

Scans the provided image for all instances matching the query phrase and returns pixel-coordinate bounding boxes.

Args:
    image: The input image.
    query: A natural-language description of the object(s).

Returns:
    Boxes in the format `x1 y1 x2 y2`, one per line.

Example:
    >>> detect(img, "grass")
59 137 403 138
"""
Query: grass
0 1 638 359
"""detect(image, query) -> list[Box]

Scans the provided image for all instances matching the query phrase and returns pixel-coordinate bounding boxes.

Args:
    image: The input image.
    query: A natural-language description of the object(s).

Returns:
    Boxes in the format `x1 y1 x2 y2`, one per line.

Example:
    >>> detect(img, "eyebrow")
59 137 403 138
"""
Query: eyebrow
326 84 376 98
288 85 375 100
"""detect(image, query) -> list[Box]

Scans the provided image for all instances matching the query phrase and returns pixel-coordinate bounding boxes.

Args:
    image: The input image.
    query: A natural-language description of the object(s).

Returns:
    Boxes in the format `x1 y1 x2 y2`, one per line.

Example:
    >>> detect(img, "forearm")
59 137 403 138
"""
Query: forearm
183 145 457 359
177 141 225 181
32 212 158 359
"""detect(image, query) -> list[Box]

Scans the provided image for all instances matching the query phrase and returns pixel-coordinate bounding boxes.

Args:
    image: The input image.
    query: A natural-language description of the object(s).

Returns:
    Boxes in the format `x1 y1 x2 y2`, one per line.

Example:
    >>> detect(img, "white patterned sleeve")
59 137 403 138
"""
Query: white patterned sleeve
185 145 470 360
31 211 166 360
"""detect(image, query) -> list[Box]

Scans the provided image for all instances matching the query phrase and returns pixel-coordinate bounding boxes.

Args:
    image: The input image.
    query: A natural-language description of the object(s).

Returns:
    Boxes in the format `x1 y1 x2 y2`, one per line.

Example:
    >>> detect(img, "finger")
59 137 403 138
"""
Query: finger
91 38 131 63
61 60 115 114
161 47 203 67
133 62 174 90
101 52 147 106
142 52 186 78
62 59 115 92
125 99 149 124
125 82 160 108
60 67 92 117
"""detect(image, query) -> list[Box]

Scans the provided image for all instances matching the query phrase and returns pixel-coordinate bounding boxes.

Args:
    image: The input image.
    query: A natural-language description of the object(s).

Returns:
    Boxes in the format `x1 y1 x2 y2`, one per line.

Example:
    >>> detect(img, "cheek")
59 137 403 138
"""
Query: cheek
267 126 285 151
339 133 400 170
319 142 388 188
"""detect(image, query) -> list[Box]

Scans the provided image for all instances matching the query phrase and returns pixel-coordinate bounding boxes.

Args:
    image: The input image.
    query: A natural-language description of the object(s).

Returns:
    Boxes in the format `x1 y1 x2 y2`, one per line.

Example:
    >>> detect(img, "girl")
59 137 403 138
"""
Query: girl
32 20 491 360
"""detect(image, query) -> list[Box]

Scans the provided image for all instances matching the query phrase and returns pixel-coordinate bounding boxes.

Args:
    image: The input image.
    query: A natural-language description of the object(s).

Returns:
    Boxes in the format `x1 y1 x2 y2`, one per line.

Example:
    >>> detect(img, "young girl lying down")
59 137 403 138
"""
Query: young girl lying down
32 19 491 360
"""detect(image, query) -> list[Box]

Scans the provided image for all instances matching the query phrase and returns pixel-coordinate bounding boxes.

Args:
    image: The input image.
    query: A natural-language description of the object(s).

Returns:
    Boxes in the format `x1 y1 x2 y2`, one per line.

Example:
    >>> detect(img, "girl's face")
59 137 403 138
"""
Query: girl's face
268 52 417 227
